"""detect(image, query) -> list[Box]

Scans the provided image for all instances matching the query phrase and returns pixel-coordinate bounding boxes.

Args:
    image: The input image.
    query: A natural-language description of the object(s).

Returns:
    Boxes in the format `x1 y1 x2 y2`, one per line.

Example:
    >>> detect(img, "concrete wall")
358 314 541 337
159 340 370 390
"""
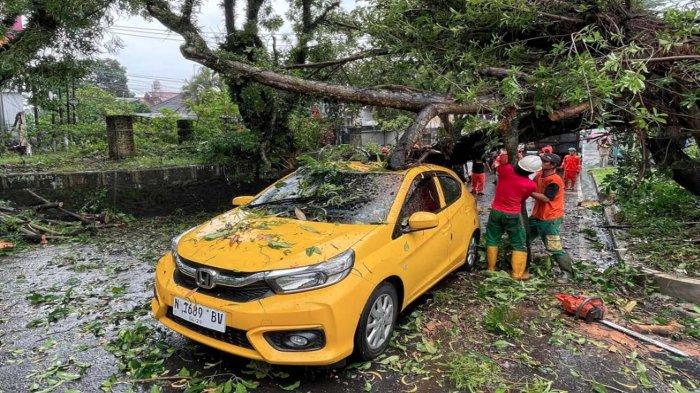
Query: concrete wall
0 165 271 216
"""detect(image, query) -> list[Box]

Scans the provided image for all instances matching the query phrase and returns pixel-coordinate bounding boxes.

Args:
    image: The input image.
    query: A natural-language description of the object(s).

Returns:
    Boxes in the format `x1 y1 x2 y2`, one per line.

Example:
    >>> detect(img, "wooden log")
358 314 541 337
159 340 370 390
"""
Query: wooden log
24 189 94 225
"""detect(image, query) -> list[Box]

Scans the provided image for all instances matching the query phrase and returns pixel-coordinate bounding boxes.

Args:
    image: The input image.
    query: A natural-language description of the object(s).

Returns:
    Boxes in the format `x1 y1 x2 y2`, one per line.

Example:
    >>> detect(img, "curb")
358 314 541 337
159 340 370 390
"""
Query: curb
588 170 700 305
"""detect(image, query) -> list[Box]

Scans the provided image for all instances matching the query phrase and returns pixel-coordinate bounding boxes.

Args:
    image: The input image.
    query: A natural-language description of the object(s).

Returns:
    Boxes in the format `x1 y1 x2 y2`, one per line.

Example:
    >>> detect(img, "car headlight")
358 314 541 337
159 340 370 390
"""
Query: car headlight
171 229 194 262
266 249 355 294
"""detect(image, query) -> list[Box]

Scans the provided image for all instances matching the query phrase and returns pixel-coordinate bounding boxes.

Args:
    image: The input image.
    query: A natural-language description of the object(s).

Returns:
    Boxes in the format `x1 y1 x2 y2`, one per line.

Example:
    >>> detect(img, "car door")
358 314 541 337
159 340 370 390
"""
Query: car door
436 173 471 269
389 172 451 303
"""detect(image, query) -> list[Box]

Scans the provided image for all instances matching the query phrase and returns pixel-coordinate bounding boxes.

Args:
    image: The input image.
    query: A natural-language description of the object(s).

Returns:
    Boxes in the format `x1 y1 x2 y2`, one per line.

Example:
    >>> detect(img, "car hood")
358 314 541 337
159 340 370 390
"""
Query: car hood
176 209 380 272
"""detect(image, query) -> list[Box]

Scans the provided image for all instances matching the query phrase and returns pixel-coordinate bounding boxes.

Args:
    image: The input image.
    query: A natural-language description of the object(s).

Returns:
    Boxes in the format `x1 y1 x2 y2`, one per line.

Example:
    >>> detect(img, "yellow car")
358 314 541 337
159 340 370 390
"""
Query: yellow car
151 162 480 365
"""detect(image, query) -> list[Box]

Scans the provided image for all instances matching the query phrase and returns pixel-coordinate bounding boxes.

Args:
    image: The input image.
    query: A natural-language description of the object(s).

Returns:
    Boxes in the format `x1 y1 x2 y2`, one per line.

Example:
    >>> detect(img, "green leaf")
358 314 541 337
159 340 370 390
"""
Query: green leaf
268 240 293 249
178 367 190 377
280 380 301 391
305 246 321 256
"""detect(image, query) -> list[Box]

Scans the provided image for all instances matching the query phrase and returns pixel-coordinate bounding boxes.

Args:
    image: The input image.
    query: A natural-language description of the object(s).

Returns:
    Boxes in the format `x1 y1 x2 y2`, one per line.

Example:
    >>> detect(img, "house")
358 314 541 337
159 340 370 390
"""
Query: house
141 90 180 107
338 106 449 147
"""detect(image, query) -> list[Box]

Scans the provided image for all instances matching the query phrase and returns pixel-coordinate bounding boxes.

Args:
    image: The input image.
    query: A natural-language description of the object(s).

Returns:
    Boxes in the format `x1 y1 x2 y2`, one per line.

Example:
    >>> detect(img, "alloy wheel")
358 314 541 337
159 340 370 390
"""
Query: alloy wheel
466 235 478 269
365 293 395 349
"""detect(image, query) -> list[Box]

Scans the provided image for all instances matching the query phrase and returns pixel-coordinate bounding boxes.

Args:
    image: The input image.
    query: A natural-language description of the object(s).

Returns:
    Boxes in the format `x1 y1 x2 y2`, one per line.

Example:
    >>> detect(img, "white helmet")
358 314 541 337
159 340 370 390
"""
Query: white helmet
517 155 542 173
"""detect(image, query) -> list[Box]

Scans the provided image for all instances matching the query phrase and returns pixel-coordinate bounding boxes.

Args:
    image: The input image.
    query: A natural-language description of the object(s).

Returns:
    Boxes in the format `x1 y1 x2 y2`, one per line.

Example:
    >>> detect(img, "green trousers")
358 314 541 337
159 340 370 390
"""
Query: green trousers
485 210 526 251
528 217 566 257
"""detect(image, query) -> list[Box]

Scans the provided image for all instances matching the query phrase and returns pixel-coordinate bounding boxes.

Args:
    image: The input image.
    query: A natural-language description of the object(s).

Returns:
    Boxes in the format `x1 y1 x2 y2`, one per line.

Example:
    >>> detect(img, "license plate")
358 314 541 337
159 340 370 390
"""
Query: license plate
172 297 226 333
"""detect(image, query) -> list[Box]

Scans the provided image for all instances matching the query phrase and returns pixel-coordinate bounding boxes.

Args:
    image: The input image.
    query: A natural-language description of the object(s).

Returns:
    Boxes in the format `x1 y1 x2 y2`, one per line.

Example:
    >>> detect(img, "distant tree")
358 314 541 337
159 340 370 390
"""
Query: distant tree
86 59 132 98
182 68 224 103
151 80 162 93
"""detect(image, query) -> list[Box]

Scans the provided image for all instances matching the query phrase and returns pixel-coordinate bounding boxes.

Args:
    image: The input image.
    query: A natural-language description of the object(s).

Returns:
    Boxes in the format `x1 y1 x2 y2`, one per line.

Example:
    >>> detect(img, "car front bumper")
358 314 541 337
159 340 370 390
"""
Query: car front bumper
151 253 371 365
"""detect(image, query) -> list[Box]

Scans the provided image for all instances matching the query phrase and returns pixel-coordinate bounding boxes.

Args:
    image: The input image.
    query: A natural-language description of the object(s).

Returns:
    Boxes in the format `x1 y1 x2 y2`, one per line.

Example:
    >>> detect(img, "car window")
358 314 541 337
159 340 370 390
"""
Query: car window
248 170 404 225
437 174 463 206
397 174 440 228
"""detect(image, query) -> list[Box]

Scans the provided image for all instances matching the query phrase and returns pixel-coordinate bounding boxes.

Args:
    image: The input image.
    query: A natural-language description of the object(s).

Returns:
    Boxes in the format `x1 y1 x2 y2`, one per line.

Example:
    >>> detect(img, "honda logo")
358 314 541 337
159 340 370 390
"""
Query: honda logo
195 268 217 289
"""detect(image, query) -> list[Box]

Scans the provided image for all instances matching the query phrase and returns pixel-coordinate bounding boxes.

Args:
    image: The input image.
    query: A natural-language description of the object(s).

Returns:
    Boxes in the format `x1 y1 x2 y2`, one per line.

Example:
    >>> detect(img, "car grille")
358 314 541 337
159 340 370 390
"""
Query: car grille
166 308 253 349
173 258 274 302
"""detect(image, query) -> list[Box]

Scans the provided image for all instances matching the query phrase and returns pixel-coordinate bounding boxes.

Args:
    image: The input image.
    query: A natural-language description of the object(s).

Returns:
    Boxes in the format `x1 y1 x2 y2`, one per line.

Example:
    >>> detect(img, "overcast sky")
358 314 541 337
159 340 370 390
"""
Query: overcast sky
102 0 357 95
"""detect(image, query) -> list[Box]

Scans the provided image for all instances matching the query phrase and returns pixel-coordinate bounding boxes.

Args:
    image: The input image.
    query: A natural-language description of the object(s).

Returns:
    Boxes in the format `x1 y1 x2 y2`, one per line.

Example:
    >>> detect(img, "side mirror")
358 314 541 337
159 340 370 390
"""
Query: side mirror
232 196 255 206
406 212 439 232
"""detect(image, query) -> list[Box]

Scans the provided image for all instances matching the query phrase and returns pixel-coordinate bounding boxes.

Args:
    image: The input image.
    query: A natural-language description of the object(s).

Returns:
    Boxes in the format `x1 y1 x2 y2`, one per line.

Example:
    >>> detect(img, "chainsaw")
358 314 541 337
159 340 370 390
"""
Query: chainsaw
556 293 688 357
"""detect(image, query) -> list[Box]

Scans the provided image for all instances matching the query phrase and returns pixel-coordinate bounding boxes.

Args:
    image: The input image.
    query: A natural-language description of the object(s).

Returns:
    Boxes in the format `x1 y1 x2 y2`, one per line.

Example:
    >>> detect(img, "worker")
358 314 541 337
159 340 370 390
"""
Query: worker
597 135 612 167
562 147 581 191
529 153 575 282
470 158 487 195
485 154 542 280
540 145 554 155
516 144 525 161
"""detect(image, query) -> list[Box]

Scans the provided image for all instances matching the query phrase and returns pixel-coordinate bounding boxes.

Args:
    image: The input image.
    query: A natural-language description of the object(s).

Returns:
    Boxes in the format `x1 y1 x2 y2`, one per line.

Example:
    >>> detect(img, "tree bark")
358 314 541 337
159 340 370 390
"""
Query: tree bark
388 106 440 169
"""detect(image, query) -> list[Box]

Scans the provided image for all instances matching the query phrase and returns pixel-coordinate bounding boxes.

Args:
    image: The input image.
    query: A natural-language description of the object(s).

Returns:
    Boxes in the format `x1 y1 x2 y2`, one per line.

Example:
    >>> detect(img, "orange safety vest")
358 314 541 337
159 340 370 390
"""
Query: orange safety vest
531 172 565 220
562 154 581 173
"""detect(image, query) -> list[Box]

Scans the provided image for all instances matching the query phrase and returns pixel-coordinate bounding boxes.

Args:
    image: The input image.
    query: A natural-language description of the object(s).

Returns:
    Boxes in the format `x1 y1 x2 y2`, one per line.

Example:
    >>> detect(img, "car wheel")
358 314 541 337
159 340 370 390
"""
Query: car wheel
353 282 399 361
462 232 479 272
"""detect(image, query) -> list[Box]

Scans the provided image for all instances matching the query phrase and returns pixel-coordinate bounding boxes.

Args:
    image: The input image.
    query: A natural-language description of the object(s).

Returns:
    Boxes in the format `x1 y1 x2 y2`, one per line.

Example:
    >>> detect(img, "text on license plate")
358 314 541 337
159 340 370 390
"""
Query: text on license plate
172 297 226 333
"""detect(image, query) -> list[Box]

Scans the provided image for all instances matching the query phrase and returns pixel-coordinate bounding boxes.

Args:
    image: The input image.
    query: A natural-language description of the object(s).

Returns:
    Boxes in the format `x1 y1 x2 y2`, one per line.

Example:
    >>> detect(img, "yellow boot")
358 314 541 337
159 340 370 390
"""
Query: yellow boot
511 251 530 281
486 246 498 271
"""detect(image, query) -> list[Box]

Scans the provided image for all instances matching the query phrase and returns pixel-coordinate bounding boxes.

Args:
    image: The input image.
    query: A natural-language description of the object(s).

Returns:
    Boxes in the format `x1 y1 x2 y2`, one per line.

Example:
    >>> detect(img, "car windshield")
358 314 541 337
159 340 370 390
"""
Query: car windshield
248 169 404 224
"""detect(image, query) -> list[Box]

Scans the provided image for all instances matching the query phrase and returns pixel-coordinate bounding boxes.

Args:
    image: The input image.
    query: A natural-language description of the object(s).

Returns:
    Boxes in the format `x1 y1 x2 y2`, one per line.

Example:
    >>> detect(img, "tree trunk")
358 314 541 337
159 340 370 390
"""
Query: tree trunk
646 136 700 196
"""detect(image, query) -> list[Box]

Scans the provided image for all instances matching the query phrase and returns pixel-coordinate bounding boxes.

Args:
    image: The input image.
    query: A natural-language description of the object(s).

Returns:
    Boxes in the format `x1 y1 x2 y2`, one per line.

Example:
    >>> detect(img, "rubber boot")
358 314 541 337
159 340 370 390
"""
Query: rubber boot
554 254 575 282
511 251 530 281
486 246 498 271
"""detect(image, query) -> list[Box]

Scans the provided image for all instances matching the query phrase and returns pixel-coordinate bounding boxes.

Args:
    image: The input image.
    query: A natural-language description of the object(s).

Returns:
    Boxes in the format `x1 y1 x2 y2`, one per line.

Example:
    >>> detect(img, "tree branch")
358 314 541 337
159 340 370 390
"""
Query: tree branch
325 19 360 30
283 48 388 70
548 102 590 121
223 0 235 34
624 55 700 63
479 67 530 79
146 0 494 114
310 1 340 30
181 0 196 23
388 105 441 169
538 11 584 23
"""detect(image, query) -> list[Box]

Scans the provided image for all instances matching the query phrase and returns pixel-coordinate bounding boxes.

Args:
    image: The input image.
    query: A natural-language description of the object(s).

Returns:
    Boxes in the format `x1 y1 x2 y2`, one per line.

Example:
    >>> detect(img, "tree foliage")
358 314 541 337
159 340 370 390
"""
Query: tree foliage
85 58 132 98
145 0 699 194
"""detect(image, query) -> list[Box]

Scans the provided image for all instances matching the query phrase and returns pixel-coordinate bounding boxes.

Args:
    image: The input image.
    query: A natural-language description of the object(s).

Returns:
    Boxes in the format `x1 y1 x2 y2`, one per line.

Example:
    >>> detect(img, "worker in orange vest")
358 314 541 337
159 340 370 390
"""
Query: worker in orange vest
562 147 581 191
530 153 575 281
470 158 487 195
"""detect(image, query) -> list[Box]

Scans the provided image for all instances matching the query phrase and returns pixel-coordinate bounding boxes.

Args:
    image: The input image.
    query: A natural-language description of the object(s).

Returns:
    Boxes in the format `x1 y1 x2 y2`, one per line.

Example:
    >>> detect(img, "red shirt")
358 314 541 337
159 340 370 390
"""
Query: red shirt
562 154 581 172
491 163 536 214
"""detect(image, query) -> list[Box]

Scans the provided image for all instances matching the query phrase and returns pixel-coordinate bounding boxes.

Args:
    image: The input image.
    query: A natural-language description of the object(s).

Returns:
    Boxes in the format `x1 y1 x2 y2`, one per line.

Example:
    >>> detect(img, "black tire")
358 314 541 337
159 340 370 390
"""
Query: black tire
353 282 399 361
460 231 479 272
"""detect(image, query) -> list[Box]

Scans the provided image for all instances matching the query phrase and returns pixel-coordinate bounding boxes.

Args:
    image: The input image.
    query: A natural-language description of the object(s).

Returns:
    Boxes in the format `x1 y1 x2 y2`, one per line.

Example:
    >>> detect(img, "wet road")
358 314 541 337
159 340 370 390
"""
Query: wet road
1 143 697 392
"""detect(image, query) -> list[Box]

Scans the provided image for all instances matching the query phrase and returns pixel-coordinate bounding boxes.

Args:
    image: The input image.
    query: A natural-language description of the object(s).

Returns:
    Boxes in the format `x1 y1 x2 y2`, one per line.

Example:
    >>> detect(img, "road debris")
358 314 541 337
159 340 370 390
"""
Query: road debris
556 294 688 357
0 189 119 244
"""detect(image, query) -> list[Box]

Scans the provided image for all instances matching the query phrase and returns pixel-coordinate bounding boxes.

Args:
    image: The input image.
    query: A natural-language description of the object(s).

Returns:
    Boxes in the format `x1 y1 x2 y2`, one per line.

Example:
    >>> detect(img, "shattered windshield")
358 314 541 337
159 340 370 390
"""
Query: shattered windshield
248 169 404 224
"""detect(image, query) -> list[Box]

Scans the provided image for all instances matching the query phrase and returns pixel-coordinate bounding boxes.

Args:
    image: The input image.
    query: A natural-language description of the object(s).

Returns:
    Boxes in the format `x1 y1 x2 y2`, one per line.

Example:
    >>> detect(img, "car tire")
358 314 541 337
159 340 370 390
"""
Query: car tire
353 282 399 361
461 232 479 272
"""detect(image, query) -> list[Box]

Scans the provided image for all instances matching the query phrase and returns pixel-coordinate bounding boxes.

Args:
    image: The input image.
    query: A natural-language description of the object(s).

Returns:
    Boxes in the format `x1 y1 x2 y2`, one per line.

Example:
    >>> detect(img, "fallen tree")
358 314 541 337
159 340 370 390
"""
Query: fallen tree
0 190 118 244
151 1 695 194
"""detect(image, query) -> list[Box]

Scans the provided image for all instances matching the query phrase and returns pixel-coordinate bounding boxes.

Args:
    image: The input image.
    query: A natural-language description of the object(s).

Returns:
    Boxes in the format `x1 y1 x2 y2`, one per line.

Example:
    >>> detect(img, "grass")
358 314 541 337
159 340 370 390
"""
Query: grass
597 168 700 276
589 167 616 185
0 143 206 174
